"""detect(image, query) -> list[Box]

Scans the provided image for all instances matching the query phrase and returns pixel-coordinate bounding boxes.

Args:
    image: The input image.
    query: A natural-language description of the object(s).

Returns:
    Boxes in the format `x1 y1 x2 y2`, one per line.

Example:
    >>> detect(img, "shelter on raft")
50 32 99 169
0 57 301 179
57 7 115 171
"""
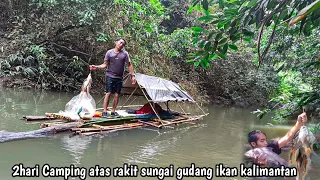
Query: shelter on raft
24 73 209 136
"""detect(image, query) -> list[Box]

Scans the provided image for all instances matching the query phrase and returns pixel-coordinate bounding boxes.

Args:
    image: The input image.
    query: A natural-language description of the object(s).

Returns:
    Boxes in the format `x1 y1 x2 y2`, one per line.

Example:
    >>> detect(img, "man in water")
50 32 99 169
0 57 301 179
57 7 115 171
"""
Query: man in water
247 112 307 164
90 38 136 117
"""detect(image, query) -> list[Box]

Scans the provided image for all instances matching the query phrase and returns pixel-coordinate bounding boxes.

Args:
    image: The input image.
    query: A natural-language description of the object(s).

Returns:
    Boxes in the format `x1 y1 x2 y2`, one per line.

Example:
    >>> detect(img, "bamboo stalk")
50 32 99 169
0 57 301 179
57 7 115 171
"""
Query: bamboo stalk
45 113 75 122
96 95 105 107
164 117 203 125
79 126 140 136
136 83 165 125
178 85 208 116
120 87 137 110
81 117 136 127
73 122 144 132
178 104 187 115
77 124 144 135
138 120 161 128
23 116 57 121
128 97 138 106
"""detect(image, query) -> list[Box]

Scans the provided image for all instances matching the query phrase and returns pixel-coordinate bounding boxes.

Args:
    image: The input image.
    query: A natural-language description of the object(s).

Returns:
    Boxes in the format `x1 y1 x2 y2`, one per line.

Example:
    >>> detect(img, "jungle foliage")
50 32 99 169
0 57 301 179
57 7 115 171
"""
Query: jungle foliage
189 0 320 122
1 0 319 123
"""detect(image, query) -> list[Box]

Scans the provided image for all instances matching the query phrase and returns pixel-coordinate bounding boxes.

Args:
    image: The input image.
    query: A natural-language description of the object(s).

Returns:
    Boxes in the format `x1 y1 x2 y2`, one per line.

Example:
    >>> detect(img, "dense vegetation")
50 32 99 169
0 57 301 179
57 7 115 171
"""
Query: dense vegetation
0 0 319 124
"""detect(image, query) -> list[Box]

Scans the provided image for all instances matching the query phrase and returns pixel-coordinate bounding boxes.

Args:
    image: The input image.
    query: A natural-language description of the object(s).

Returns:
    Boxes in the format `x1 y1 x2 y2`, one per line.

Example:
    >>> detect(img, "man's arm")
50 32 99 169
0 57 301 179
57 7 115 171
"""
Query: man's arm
127 62 136 84
277 112 307 148
90 61 108 70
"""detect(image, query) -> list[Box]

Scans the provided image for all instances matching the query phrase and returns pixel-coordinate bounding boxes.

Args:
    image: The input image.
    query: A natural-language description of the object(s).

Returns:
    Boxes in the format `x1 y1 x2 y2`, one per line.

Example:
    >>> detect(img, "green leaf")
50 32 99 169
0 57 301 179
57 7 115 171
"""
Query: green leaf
224 22 231 30
191 26 204 32
217 53 227 60
224 9 239 16
215 32 223 41
204 41 212 51
219 38 228 44
188 0 200 14
242 29 254 37
230 33 241 42
210 20 220 24
244 37 251 43
205 61 210 68
186 59 195 63
197 15 217 22
222 43 228 54
194 61 200 67
201 0 209 11
219 0 224 8
229 44 238 51
208 31 215 40
199 40 206 48
247 0 257 8
218 18 232 29
242 1 249 7
187 5 196 14
209 54 218 60
278 8 288 21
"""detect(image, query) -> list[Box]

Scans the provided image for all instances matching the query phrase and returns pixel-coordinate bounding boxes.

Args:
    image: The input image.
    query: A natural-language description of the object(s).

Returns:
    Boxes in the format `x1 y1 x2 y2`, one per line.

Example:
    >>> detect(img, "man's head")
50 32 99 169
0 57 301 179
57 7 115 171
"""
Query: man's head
248 130 268 148
115 38 126 50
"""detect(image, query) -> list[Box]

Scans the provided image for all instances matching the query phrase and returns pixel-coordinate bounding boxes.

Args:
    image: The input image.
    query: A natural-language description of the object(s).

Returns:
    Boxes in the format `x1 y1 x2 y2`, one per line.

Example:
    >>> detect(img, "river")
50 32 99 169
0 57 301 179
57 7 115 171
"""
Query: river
0 88 319 180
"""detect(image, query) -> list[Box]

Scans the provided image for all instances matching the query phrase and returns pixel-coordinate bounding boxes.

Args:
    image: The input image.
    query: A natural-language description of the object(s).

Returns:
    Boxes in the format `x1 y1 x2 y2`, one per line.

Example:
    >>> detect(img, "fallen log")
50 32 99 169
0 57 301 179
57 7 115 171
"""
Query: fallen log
0 121 83 143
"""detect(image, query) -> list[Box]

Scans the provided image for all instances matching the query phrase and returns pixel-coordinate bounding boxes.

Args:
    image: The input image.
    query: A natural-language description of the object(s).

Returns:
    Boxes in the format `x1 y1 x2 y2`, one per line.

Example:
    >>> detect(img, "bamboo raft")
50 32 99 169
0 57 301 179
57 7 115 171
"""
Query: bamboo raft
21 111 206 138
70 114 206 136
4 73 210 142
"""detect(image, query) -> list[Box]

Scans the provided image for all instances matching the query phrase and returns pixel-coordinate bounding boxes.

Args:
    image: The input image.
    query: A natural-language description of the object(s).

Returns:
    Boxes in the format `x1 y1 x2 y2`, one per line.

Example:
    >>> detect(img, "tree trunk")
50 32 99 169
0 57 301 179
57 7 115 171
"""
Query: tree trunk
0 122 83 143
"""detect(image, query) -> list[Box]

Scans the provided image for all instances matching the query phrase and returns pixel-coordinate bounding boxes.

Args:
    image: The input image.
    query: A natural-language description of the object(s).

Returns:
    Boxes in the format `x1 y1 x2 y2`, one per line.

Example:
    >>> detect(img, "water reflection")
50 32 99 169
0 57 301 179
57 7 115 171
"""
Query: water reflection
60 135 93 165
124 124 207 166
2 88 320 180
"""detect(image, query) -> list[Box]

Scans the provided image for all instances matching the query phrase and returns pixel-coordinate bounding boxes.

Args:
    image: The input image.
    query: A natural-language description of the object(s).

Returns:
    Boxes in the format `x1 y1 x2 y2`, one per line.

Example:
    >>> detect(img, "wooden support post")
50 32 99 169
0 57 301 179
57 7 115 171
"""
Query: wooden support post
137 83 166 125
120 87 137 110
178 103 187 115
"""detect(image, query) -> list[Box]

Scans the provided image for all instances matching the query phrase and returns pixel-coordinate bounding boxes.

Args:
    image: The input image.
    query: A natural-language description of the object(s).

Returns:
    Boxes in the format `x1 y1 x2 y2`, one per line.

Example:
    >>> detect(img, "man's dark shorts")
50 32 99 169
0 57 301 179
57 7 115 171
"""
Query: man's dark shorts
106 76 122 94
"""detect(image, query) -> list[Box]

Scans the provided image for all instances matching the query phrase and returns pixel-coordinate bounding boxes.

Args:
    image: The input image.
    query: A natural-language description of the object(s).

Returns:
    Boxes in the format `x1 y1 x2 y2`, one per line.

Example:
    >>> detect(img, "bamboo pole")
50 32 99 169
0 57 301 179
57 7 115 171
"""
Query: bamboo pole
96 95 105 107
136 83 165 125
23 116 57 121
178 85 208 116
79 126 141 136
120 87 137 110
195 103 208 116
178 104 187 115
73 122 144 133
138 120 161 128
128 97 138 106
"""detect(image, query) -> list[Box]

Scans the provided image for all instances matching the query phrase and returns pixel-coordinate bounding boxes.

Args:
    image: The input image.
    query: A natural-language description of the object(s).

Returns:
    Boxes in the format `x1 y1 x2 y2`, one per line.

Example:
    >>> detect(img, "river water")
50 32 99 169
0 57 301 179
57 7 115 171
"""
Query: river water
0 88 319 180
